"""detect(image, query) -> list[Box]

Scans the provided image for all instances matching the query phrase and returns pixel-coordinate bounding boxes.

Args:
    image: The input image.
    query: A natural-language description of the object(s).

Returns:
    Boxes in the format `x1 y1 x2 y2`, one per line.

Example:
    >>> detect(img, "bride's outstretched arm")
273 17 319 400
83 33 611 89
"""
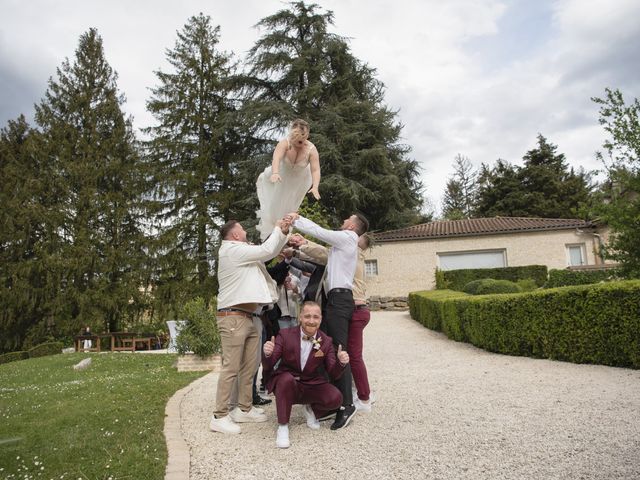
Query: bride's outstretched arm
270 139 287 183
308 146 321 199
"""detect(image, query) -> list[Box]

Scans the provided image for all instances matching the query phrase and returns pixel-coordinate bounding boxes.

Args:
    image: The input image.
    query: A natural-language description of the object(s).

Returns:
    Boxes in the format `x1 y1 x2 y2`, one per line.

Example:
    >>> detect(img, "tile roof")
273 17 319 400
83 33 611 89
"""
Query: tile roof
372 217 594 243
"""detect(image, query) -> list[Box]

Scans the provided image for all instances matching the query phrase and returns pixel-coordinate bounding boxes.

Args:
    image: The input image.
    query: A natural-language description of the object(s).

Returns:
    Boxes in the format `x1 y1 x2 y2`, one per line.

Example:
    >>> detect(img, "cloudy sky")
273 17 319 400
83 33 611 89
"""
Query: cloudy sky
2 0 639 215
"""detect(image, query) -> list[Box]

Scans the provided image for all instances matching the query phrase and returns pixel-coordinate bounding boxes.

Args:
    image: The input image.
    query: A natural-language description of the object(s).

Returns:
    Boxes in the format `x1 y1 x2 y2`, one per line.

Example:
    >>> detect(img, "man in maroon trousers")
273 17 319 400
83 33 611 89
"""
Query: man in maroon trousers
262 301 350 448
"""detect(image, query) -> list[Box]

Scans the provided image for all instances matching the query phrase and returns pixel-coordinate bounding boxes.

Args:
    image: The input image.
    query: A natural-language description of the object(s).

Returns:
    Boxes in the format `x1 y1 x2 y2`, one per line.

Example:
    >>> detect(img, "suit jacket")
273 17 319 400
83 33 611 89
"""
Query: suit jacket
216 227 288 309
263 327 345 392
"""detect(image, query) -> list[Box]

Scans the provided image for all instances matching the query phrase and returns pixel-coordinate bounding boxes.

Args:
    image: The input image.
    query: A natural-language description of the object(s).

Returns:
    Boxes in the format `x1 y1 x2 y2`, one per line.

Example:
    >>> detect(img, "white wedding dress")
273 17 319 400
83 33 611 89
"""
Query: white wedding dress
256 142 313 241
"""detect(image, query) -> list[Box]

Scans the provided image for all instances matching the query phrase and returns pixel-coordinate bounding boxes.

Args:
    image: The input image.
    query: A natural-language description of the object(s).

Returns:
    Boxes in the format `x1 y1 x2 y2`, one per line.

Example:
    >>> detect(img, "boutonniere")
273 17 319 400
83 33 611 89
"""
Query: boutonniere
311 337 322 350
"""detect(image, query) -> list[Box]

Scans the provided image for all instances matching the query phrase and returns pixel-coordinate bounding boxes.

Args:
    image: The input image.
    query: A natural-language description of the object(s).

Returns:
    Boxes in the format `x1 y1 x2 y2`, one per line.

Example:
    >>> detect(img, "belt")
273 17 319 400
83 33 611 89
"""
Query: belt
216 309 253 319
328 288 352 295
355 304 368 309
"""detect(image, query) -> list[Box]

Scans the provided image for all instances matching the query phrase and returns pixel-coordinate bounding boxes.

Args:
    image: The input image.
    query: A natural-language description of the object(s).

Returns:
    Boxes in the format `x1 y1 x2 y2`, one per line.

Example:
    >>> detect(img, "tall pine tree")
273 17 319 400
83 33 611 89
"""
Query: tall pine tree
34 28 146 335
0 116 59 351
441 154 477 219
144 14 245 311
475 135 592 218
242 1 424 230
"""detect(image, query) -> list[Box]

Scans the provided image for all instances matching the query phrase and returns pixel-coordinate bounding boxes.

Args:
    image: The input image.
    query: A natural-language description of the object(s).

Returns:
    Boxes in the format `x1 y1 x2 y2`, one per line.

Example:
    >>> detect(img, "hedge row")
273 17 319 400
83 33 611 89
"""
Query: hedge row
0 351 30 365
409 280 640 368
28 342 64 358
436 265 548 291
0 341 64 365
545 268 621 288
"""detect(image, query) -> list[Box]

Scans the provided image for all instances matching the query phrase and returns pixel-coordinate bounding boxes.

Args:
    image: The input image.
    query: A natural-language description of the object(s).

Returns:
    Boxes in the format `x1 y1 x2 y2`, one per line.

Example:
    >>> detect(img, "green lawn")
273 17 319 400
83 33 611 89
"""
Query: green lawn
0 353 207 480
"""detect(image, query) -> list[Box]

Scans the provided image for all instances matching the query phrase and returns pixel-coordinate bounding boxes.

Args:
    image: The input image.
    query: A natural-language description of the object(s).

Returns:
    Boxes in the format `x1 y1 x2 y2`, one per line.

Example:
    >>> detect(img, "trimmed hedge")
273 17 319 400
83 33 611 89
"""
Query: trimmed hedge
28 342 64 358
409 280 640 368
545 268 621 288
437 265 548 291
0 351 29 365
463 279 521 295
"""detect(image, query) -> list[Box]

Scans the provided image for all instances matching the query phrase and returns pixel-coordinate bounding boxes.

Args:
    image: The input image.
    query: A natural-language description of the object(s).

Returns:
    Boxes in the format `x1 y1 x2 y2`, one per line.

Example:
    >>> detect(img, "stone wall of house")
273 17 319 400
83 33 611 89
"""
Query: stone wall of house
363 227 613 298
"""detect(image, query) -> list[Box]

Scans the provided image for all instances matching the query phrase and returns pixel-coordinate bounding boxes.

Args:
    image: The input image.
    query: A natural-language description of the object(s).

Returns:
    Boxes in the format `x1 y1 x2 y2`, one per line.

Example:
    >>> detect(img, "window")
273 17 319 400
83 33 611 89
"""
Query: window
437 249 506 271
566 244 586 266
364 259 378 276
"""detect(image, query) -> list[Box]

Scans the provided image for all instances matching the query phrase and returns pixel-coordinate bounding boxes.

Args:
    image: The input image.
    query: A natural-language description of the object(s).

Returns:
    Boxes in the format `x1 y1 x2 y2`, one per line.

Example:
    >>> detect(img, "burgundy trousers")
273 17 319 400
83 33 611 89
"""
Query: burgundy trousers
272 372 343 424
348 306 371 401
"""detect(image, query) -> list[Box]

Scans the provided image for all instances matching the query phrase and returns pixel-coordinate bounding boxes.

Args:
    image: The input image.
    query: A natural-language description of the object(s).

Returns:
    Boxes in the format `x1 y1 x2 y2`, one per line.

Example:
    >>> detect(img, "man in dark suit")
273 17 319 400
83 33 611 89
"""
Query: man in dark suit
262 301 350 448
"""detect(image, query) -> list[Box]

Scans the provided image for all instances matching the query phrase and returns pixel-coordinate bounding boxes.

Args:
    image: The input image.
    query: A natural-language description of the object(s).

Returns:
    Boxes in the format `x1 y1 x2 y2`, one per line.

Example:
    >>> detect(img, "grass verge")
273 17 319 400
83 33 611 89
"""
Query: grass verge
0 352 207 479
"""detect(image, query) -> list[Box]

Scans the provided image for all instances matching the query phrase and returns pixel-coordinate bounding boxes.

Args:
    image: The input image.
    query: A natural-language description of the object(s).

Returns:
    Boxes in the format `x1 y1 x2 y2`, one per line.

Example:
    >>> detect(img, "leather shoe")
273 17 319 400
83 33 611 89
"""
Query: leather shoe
253 396 272 406
330 404 356 430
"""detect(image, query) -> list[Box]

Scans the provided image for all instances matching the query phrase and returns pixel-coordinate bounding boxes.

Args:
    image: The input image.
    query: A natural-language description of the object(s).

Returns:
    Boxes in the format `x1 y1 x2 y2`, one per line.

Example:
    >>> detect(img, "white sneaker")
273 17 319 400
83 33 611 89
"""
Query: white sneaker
230 405 264 414
276 424 290 448
303 404 320 430
209 415 241 434
354 397 372 413
229 407 268 423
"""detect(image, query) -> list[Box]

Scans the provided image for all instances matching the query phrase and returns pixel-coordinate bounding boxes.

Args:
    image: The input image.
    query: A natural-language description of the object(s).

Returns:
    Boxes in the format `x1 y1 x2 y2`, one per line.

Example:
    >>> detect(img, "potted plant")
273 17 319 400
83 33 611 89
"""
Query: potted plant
176 297 222 372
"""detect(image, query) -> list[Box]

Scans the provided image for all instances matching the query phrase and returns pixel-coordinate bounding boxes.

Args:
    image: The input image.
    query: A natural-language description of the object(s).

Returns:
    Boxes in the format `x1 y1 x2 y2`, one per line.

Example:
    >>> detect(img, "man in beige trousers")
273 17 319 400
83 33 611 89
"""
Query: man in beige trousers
210 218 290 434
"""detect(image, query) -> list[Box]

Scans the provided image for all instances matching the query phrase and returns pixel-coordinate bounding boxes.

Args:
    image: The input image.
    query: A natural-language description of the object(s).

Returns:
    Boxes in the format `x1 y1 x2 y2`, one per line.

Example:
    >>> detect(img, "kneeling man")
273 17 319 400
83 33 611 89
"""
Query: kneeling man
262 301 350 448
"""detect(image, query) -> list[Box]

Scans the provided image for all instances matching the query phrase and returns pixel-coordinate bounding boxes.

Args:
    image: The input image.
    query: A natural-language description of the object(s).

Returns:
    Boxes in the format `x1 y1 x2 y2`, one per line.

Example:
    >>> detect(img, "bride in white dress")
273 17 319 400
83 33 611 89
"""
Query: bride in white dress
256 119 321 241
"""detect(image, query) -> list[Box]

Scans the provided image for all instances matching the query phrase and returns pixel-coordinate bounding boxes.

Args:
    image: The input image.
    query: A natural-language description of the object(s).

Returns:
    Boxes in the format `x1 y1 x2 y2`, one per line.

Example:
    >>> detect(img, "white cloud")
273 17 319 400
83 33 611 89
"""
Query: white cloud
1 0 638 219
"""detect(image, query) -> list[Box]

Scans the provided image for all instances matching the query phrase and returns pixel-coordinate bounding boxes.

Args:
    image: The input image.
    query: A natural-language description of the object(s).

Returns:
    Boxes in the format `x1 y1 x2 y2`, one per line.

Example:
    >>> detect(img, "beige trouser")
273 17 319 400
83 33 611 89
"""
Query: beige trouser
214 314 259 417
229 317 263 409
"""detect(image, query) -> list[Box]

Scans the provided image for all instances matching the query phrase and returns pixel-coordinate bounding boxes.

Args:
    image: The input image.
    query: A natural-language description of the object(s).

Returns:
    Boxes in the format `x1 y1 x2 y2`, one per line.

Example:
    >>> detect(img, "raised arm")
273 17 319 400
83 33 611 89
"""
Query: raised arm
299 239 329 265
233 227 289 265
270 139 288 183
293 216 355 249
308 144 321 199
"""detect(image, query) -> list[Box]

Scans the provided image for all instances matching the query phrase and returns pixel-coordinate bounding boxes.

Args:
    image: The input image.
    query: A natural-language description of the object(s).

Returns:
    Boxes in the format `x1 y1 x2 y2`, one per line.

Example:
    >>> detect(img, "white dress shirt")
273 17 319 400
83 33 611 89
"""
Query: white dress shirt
300 329 316 370
293 216 358 291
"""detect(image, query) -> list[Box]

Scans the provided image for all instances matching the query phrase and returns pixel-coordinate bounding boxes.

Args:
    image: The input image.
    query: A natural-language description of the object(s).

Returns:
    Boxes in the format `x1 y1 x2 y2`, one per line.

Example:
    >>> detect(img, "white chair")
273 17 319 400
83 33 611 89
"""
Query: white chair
166 320 187 353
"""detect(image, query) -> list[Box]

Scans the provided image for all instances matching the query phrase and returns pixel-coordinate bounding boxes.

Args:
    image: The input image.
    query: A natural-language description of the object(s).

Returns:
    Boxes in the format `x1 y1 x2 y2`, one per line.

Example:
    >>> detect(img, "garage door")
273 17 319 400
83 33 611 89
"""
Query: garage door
438 250 506 271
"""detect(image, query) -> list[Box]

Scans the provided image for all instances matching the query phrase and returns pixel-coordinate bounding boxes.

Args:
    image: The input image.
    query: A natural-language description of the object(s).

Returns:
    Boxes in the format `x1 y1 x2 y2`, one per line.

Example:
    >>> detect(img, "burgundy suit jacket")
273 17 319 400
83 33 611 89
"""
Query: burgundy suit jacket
262 327 345 392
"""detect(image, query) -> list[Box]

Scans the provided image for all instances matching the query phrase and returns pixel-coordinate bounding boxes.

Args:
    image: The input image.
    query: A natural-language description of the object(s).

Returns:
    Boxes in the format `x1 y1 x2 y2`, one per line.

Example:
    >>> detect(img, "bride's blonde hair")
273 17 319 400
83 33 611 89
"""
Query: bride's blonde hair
288 119 310 143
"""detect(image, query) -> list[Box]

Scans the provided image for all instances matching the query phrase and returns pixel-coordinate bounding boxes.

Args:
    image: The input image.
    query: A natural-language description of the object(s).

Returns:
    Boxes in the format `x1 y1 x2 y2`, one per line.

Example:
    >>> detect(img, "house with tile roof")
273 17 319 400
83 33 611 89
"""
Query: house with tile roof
363 217 614 297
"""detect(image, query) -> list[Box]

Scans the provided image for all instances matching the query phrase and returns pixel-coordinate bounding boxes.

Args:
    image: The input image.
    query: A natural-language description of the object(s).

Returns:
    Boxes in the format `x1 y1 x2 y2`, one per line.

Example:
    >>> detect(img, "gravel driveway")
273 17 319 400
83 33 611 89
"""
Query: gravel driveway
179 310 640 480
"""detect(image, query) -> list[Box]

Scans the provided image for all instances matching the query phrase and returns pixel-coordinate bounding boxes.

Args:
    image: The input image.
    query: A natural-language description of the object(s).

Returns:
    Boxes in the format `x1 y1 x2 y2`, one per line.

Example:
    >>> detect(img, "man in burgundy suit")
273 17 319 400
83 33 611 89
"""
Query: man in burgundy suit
262 301 350 448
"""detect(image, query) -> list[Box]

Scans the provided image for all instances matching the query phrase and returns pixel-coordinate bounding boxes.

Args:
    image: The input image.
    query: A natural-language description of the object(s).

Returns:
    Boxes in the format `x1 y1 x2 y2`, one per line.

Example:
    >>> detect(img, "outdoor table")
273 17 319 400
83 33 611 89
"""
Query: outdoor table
74 335 101 352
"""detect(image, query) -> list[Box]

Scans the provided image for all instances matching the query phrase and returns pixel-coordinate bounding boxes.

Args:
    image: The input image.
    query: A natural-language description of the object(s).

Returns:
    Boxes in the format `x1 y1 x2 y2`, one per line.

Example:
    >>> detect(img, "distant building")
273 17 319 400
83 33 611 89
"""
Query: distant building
364 217 614 297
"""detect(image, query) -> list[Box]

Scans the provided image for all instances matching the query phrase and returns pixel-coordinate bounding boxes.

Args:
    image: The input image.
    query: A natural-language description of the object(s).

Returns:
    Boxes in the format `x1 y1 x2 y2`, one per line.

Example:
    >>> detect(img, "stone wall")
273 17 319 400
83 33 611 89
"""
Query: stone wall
368 295 409 311
176 353 222 372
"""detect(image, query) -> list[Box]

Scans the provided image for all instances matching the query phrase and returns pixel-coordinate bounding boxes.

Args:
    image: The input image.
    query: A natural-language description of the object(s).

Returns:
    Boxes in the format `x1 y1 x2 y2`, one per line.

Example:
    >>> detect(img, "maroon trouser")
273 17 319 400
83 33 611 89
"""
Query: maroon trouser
348 305 371 401
272 372 343 424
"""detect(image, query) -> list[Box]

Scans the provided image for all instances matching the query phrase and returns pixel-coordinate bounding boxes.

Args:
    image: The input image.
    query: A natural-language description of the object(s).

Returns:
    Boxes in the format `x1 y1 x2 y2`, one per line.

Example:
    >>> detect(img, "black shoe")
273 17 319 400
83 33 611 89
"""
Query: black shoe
253 396 272 406
316 409 338 422
330 405 356 430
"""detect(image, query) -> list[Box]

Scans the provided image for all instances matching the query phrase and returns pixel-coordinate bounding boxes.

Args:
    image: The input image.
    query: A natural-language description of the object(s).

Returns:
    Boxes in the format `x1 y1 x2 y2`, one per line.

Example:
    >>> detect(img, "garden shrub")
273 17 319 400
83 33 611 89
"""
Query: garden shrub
0 351 29 364
409 280 640 368
28 342 64 358
463 279 521 295
475 279 521 295
545 268 621 288
437 265 548 291
516 278 538 292
176 297 220 357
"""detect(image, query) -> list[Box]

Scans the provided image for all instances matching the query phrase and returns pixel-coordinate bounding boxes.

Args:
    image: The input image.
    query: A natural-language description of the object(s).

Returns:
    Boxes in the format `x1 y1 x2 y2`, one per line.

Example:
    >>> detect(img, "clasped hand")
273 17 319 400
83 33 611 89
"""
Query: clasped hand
264 336 276 357
337 344 349 365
